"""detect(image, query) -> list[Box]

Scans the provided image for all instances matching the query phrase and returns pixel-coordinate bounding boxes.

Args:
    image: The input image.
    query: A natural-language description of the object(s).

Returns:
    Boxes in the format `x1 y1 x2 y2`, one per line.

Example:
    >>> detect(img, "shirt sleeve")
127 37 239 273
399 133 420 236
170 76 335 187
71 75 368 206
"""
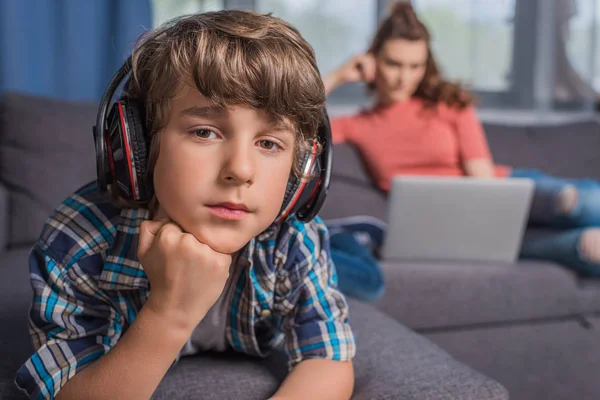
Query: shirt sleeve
330 115 359 145
276 218 356 369
455 106 493 161
14 247 123 400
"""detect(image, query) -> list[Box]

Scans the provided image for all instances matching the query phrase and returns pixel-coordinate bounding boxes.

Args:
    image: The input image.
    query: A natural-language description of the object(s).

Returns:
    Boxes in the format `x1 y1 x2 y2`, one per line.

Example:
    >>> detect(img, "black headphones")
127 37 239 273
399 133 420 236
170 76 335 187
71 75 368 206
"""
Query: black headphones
93 57 332 223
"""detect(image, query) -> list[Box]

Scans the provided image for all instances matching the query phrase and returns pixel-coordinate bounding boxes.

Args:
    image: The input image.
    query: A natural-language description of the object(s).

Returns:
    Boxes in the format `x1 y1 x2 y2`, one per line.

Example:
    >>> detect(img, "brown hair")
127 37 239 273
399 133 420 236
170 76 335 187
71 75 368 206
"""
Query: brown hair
112 10 325 209
368 2 474 108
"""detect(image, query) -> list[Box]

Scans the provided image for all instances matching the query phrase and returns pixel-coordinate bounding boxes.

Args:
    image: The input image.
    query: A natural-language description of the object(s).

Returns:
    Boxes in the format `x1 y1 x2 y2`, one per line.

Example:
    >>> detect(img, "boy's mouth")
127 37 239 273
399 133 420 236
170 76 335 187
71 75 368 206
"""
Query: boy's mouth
206 202 251 221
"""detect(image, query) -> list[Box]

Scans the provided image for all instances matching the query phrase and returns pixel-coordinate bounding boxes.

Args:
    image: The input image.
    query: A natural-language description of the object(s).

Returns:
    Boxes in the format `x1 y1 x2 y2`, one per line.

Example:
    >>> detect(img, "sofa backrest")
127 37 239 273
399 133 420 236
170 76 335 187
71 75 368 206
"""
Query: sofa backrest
2 92 600 249
319 120 600 221
0 93 98 250
0 183 8 251
485 121 600 181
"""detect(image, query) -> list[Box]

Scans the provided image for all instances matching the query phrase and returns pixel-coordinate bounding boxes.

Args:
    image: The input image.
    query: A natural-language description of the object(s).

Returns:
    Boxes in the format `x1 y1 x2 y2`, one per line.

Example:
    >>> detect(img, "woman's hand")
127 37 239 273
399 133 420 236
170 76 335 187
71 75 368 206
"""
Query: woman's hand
324 53 377 95
463 158 496 178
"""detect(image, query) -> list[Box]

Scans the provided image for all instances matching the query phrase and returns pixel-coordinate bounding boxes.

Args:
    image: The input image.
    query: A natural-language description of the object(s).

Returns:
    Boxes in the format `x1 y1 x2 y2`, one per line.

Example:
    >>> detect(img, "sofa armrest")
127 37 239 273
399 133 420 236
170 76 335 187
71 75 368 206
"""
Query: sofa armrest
0 182 8 252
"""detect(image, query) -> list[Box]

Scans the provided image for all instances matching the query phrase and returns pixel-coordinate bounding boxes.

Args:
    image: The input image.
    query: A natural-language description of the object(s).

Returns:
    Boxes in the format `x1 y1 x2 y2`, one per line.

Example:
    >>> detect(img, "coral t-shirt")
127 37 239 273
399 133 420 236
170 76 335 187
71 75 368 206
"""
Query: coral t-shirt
330 98 510 191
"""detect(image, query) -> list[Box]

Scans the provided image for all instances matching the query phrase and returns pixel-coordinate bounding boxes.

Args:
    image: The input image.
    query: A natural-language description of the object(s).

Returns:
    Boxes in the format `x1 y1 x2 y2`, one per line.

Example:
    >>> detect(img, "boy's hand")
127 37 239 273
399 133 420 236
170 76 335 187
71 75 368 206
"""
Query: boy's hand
137 218 232 333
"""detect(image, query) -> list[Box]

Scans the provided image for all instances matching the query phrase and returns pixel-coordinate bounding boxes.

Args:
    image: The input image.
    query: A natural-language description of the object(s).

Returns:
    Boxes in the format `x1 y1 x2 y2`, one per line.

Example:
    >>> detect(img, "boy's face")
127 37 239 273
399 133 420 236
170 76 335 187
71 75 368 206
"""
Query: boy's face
152 85 296 254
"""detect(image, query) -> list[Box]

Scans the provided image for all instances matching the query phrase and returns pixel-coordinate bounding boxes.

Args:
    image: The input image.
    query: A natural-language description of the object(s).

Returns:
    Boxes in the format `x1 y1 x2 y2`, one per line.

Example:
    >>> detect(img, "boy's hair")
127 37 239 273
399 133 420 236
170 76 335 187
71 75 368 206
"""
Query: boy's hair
112 10 325 208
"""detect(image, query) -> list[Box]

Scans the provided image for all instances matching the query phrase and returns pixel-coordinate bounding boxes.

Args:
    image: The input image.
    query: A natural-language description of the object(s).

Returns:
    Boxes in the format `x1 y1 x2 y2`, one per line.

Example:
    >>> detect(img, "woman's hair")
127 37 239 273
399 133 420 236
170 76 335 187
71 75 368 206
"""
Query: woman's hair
112 10 325 209
368 2 474 108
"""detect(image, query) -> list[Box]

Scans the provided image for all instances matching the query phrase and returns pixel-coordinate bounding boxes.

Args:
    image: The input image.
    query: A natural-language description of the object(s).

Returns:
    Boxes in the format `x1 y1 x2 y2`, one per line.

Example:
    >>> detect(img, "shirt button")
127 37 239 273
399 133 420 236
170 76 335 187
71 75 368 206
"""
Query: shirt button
260 309 271 319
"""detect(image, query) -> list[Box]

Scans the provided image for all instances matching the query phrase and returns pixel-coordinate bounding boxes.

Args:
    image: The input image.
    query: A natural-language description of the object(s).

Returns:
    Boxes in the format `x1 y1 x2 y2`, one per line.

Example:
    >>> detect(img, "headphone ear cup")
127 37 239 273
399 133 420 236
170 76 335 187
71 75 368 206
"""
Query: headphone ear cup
105 99 150 202
122 99 151 201
293 158 322 220
281 177 301 212
297 113 333 221
276 142 318 222
277 167 307 222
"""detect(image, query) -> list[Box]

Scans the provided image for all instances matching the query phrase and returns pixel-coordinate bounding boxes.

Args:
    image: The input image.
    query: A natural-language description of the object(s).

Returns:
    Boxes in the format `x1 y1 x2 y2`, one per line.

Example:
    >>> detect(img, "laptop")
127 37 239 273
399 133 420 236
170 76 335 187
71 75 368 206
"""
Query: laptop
382 176 534 263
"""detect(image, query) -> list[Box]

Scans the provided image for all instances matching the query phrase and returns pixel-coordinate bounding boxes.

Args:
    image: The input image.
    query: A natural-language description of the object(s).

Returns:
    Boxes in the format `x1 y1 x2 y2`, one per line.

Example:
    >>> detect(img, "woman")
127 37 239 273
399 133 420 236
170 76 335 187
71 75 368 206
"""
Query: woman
326 2 600 302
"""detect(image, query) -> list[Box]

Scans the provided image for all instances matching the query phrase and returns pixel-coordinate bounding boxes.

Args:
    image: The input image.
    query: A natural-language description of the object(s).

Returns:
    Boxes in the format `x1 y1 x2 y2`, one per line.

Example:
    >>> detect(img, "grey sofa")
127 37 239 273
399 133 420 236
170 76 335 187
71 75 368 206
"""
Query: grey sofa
320 115 600 400
0 92 507 400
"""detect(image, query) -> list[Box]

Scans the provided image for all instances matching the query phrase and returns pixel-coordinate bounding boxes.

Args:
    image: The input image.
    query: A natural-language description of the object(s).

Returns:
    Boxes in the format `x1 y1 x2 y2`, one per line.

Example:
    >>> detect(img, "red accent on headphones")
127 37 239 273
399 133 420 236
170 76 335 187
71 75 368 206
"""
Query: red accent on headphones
103 130 115 182
274 140 319 223
116 102 139 201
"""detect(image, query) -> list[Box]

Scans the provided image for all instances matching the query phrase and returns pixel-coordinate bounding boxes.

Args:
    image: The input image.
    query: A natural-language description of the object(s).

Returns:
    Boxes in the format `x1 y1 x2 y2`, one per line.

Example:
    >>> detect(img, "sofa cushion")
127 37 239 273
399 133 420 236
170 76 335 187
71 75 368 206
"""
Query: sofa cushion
425 315 600 400
485 121 600 180
527 121 600 180
483 123 543 171
374 258 600 330
0 93 98 247
0 183 8 252
319 179 387 221
154 299 507 400
330 143 374 186
0 248 35 400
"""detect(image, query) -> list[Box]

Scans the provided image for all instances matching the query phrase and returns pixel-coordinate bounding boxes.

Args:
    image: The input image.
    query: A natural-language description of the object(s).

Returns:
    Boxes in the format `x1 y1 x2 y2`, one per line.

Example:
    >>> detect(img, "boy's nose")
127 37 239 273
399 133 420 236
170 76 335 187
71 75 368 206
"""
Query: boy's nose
220 144 255 186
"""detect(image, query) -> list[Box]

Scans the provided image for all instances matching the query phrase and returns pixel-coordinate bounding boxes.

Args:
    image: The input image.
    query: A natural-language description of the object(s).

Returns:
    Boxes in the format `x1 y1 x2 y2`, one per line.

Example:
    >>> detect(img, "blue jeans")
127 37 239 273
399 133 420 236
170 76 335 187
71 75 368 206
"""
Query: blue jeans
511 169 600 276
330 232 385 302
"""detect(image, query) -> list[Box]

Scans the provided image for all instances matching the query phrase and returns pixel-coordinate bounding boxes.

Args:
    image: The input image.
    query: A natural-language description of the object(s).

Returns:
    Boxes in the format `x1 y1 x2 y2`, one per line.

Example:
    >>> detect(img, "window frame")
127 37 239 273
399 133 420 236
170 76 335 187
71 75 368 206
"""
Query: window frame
165 0 599 113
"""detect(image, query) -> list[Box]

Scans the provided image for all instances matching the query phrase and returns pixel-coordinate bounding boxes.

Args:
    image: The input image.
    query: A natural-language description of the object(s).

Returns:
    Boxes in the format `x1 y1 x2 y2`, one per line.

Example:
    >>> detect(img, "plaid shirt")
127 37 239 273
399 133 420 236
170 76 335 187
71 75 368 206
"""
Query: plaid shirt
15 182 356 400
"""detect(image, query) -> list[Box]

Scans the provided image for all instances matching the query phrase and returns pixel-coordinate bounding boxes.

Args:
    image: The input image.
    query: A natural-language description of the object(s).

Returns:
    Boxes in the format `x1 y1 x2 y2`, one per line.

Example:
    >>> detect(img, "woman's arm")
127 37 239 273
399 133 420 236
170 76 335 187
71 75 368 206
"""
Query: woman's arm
463 158 496 178
270 360 354 400
324 54 376 96
455 106 498 178
323 71 344 96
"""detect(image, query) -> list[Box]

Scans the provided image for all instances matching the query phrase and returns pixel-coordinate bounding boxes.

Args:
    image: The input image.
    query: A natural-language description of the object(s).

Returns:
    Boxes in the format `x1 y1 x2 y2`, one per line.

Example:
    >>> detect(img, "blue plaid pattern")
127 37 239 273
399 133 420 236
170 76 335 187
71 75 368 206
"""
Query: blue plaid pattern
14 182 355 400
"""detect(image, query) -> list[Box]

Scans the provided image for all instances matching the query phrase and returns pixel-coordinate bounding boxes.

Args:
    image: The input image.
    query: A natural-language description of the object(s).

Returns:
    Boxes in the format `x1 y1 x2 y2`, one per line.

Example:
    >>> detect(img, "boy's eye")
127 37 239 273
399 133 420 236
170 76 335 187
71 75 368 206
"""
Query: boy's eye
193 129 217 139
259 140 278 150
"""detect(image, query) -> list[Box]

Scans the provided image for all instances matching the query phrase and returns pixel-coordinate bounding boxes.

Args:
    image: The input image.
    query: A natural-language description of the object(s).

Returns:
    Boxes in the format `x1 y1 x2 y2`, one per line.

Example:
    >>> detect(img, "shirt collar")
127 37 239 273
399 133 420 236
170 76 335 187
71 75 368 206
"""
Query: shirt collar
98 207 150 291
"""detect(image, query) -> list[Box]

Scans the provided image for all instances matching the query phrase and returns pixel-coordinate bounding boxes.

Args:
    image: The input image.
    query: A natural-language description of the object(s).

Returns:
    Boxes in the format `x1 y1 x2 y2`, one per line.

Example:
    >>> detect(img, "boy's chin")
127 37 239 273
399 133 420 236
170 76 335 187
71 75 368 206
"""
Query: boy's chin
187 226 256 255
204 239 247 255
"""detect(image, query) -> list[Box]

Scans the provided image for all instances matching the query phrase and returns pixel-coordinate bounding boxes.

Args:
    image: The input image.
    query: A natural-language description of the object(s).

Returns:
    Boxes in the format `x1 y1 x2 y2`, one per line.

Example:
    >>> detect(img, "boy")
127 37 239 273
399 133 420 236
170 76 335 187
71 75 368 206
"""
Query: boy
15 10 355 400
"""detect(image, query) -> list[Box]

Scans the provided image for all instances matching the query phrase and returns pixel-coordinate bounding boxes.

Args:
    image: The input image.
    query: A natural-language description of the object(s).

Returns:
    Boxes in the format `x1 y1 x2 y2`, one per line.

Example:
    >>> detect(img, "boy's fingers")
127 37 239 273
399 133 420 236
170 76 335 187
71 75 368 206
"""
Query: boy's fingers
138 219 171 256
156 221 184 240
145 219 172 236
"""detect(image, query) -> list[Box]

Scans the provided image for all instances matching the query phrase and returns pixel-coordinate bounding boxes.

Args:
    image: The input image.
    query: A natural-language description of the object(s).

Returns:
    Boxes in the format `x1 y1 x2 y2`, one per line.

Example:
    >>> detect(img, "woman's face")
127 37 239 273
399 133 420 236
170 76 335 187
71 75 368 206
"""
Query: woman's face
373 39 428 105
